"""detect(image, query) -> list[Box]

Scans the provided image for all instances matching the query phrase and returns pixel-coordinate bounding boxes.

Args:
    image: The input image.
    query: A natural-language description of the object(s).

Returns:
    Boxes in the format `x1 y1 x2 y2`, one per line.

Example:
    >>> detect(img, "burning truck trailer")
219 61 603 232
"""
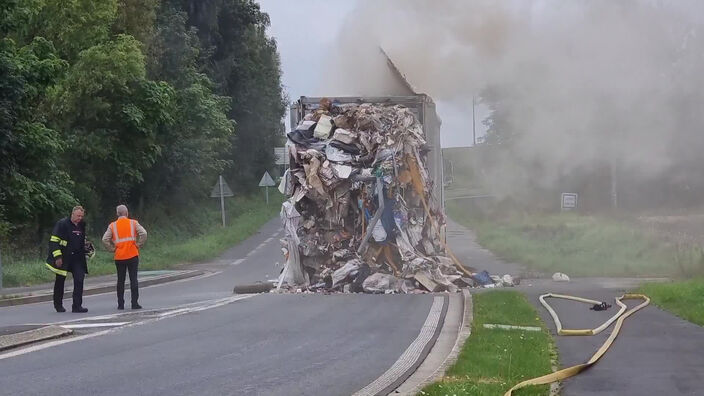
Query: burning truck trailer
275 95 480 294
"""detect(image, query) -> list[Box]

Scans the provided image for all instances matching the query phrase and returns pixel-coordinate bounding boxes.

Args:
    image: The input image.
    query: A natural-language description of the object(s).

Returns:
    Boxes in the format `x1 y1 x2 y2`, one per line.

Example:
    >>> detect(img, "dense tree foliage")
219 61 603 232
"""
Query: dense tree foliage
0 0 284 242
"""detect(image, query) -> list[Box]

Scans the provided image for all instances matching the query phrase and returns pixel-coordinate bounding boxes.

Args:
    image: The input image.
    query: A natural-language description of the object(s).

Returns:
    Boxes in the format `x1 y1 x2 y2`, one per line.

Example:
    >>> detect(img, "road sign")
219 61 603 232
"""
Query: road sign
211 175 233 226
259 171 276 205
561 193 578 211
210 177 234 198
274 147 289 166
259 171 276 187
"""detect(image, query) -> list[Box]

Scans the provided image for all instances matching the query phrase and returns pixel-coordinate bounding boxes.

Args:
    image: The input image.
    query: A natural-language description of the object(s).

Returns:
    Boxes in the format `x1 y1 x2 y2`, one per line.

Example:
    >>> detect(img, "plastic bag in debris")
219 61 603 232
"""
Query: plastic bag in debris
314 115 333 139
332 128 357 144
278 169 293 195
325 145 353 163
472 270 493 286
332 259 361 287
372 221 387 242
501 274 515 287
362 272 401 293
332 163 353 179
552 272 570 282
278 201 307 287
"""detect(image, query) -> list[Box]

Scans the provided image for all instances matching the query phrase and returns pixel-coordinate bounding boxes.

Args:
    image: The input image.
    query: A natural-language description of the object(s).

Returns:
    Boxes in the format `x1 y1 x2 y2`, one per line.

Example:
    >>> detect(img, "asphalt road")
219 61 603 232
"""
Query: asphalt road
0 218 436 396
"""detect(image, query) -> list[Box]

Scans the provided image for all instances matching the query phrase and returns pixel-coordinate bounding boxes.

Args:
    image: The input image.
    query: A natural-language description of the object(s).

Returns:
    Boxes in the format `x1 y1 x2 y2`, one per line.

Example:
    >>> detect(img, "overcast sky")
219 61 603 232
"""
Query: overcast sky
257 0 487 148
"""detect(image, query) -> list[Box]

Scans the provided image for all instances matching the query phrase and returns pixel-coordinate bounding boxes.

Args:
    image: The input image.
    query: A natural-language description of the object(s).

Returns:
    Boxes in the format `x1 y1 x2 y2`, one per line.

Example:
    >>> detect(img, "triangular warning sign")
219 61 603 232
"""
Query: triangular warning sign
259 171 276 187
210 177 234 197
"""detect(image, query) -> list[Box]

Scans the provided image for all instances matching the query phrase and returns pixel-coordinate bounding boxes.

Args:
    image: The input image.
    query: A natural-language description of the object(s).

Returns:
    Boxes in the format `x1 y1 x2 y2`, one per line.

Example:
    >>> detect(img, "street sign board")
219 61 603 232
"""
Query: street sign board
561 193 578 211
274 147 289 166
210 178 234 197
259 171 276 187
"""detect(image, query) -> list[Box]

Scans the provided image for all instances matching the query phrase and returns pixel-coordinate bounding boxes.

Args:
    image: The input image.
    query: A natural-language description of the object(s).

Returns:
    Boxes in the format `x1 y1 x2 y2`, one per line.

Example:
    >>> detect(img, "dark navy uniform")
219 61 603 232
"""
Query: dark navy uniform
46 217 88 311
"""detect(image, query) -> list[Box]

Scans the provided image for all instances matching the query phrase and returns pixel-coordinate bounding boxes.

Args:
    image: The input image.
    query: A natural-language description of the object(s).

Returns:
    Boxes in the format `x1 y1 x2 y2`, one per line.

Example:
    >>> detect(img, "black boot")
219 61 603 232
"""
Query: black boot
55 305 66 313
72 306 88 313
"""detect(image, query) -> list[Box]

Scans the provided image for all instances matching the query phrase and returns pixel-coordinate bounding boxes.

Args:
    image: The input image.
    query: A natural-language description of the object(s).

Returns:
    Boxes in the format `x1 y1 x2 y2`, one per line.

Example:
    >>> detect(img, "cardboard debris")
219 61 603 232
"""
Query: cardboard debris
276 98 484 294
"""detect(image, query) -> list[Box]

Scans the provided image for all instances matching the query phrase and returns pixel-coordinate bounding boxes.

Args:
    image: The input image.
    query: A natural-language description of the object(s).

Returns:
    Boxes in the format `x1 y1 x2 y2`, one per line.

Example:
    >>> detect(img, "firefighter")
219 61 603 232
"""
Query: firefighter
102 204 147 310
46 206 89 313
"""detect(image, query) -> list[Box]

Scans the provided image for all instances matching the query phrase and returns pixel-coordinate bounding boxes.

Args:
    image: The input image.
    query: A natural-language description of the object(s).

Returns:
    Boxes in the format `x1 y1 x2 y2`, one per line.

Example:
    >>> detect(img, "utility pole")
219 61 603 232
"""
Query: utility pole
0 243 3 291
472 96 477 146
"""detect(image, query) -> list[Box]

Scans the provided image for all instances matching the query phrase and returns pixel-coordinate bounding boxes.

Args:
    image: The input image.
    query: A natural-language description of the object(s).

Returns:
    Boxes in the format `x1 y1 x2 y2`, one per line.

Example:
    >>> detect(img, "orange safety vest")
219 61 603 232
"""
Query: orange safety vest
110 217 139 260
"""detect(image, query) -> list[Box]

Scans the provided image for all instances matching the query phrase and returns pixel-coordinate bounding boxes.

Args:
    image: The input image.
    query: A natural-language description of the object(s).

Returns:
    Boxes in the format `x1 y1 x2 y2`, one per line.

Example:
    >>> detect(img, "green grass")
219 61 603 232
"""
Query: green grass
1 193 283 288
447 201 699 277
422 291 556 396
638 279 704 326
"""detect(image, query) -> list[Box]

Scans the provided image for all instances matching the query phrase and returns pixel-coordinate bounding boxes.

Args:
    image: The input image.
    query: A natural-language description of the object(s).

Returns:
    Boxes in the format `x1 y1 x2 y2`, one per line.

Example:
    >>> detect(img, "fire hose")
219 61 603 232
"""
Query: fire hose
504 293 650 395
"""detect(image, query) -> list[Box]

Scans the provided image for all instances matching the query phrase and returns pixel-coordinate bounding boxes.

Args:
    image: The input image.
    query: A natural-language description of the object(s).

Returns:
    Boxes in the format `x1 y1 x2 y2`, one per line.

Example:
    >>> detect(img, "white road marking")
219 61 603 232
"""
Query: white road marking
483 324 542 332
0 294 256 360
61 322 129 329
232 258 245 266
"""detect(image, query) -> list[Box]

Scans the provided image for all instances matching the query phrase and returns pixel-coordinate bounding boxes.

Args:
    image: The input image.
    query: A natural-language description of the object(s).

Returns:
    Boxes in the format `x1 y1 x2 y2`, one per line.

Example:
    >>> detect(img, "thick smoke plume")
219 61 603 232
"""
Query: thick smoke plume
320 0 704 207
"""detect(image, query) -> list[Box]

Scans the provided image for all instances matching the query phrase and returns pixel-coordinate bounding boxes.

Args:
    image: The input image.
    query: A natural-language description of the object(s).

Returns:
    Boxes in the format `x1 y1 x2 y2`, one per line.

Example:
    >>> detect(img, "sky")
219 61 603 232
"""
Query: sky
257 0 486 147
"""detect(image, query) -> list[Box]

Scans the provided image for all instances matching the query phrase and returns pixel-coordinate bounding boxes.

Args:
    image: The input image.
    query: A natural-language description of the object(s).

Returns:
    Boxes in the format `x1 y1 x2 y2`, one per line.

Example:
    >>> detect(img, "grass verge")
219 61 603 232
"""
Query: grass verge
638 279 704 326
1 193 283 288
447 201 696 277
448 200 704 326
422 290 556 396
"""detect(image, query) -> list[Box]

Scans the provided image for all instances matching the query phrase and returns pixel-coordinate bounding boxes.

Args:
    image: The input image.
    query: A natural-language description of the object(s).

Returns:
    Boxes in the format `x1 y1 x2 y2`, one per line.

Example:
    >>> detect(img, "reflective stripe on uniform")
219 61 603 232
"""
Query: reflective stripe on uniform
52 249 62 257
111 220 136 243
45 262 67 277
50 235 68 246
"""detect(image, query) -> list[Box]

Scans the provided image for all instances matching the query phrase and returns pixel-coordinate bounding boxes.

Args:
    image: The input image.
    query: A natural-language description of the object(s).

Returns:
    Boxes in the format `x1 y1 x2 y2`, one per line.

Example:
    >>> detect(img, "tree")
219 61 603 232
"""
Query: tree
0 35 75 237
140 4 234 210
179 0 286 190
48 34 175 218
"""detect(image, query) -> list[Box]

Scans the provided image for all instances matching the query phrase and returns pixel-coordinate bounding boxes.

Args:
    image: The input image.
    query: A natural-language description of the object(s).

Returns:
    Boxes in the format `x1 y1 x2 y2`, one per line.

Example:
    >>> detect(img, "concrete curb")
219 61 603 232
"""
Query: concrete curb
0 270 205 308
0 325 73 352
429 288 474 377
393 288 474 395
353 295 449 396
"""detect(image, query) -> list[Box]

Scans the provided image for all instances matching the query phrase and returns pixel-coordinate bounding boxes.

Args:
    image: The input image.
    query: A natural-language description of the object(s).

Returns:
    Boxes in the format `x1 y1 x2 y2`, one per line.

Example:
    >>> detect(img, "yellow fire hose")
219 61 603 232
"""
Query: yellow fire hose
504 293 650 396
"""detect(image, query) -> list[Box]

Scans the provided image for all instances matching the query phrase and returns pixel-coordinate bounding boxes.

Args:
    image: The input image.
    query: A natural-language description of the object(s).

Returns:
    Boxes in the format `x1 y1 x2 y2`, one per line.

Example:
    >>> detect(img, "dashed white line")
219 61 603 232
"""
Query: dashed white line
232 258 245 266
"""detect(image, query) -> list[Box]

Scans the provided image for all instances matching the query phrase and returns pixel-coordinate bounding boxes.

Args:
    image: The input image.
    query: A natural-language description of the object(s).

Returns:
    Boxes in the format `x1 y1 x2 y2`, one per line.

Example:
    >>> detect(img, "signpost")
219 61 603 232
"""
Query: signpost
561 193 578 211
258 171 276 205
0 243 3 291
210 175 234 226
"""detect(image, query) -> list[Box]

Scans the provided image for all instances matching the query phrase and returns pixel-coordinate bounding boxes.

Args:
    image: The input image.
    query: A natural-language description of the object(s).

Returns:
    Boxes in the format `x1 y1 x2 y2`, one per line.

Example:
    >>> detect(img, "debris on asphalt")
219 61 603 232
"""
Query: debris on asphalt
552 272 570 282
275 98 479 294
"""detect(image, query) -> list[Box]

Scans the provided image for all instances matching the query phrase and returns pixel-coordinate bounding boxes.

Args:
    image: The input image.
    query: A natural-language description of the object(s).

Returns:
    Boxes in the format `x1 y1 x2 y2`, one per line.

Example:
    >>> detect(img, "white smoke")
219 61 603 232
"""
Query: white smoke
319 0 704 196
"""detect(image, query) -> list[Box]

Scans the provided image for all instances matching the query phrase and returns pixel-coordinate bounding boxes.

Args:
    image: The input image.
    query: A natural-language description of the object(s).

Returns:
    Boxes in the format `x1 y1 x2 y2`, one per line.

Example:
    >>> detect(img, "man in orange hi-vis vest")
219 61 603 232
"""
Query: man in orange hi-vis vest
102 204 147 310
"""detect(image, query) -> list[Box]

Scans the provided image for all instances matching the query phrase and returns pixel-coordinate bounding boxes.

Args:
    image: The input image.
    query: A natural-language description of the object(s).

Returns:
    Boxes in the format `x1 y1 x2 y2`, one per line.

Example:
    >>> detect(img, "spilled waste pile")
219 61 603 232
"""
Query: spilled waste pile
276 98 475 294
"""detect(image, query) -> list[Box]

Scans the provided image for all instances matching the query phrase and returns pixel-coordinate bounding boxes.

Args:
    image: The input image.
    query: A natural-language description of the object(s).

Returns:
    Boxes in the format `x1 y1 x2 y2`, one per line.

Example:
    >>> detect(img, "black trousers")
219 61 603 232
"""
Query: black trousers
53 264 85 309
115 256 139 306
